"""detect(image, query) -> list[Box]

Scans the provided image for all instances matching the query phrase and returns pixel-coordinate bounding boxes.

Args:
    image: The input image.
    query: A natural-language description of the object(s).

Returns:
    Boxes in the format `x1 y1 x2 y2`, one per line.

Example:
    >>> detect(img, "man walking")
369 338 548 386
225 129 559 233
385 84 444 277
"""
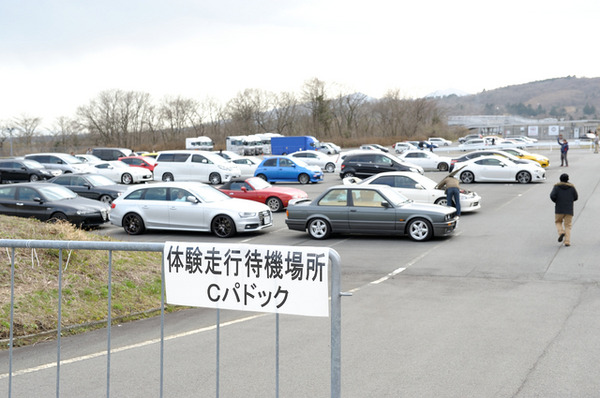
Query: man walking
550 173 578 246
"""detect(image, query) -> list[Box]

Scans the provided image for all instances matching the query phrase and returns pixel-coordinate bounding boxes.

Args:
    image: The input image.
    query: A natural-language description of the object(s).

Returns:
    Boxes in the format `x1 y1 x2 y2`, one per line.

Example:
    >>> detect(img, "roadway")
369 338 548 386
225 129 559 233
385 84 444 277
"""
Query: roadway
3 146 600 397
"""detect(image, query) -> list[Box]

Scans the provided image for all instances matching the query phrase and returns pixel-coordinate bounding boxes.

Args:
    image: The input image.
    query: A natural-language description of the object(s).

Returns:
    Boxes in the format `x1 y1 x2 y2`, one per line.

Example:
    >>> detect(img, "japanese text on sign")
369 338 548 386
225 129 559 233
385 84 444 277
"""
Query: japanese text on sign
163 242 330 317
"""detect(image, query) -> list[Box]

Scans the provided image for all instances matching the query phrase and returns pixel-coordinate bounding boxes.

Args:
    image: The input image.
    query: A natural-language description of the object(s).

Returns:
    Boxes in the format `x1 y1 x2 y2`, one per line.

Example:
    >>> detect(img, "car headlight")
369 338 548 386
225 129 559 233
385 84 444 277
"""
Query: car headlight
238 211 257 218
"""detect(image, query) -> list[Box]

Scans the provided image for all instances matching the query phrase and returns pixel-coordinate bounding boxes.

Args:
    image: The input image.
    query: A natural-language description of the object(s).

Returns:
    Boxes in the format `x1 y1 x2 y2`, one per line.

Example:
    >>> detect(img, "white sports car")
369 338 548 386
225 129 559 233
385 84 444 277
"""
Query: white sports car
90 161 153 184
456 155 546 184
397 150 453 171
343 171 482 213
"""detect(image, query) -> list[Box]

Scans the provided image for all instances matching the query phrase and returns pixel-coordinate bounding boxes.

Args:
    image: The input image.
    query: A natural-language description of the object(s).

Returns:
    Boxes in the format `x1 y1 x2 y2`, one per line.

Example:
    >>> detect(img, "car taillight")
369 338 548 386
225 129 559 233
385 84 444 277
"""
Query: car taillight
111 203 116 209
340 164 345 170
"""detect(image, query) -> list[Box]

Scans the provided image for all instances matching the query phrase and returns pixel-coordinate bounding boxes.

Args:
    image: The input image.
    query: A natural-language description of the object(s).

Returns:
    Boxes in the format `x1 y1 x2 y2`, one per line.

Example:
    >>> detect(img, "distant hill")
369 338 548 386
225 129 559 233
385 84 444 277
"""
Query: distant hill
434 76 600 120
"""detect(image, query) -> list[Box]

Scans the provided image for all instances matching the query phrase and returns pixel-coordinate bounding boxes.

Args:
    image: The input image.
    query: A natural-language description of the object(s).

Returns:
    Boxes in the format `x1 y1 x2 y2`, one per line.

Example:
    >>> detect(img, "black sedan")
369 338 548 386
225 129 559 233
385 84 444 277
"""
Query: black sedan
0 182 110 227
48 173 128 204
0 159 58 183
285 184 458 241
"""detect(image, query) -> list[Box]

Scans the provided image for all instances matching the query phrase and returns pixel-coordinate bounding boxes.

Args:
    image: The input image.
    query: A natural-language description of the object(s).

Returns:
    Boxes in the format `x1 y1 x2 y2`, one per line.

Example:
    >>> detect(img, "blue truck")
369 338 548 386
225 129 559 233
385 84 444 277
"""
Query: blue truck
270 135 320 155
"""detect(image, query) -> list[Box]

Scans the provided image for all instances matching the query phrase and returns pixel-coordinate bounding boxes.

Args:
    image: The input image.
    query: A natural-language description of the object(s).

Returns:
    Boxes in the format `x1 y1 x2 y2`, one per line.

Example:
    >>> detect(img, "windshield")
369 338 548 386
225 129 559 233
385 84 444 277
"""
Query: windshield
247 177 271 189
87 174 116 186
61 154 85 165
38 185 77 200
377 185 411 206
190 184 230 203
22 159 45 169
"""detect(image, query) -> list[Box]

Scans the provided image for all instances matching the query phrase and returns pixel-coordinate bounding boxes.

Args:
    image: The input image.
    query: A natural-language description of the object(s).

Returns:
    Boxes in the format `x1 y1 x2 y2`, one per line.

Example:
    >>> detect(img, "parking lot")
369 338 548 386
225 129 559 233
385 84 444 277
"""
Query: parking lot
4 146 600 397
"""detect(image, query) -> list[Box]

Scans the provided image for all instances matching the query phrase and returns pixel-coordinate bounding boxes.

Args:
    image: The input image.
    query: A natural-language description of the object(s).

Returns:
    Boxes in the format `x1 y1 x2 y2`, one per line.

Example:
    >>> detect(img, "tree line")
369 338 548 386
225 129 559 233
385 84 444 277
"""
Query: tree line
0 78 461 155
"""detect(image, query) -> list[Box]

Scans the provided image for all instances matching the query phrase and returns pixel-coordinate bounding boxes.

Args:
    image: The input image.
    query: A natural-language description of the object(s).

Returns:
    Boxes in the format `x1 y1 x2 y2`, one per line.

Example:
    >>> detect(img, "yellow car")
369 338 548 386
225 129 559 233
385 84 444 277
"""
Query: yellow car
502 148 549 168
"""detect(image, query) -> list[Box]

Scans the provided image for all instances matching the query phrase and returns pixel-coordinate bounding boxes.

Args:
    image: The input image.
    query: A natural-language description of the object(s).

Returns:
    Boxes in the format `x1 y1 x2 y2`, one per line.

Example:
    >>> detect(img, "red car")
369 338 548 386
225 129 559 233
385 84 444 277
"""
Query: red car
118 156 157 173
219 177 308 212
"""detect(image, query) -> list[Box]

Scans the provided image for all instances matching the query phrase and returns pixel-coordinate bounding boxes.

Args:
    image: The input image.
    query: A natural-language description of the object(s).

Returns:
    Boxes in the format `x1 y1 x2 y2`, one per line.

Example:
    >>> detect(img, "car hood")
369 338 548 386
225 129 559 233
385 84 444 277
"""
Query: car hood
48 196 110 211
259 187 308 196
204 198 270 212
397 201 455 215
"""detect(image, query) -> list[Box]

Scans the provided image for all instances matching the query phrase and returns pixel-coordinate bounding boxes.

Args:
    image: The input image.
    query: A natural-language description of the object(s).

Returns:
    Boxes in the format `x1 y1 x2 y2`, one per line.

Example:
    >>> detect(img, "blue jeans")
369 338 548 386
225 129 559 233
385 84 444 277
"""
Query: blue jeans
446 187 461 215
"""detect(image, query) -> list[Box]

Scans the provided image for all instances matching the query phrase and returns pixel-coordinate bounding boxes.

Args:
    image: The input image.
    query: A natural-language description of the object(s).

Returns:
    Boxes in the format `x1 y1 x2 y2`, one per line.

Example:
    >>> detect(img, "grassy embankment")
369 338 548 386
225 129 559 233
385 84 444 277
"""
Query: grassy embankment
0 215 165 347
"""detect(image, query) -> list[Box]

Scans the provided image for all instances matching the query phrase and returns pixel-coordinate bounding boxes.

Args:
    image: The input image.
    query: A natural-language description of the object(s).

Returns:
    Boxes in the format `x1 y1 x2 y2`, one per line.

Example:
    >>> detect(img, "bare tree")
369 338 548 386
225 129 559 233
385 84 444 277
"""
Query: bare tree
330 90 369 139
50 116 80 153
301 78 332 137
268 91 299 135
76 89 154 149
158 96 203 147
12 114 42 148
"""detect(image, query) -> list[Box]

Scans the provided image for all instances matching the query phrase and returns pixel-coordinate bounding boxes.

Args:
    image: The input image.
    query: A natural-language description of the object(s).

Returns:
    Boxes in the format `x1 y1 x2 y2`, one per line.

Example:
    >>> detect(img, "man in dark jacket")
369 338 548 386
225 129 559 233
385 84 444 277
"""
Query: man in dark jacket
550 173 578 246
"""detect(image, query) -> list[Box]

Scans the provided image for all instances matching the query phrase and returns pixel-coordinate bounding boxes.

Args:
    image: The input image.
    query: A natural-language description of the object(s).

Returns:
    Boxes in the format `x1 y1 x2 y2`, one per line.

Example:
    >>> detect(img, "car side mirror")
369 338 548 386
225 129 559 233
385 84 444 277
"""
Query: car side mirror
381 201 391 208
33 197 43 203
241 187 247 192
415 184 424 190
84 183 91 189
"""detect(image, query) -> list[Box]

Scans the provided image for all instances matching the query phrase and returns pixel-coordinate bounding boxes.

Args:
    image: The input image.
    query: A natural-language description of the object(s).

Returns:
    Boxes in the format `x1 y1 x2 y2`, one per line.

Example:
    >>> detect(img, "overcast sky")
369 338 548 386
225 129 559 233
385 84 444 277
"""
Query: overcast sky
1 0 598 126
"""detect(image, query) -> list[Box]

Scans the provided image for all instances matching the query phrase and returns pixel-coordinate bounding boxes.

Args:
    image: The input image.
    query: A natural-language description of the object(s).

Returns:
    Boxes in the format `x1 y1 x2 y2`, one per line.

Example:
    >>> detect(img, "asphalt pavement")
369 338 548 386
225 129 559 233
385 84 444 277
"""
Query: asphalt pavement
3 145 600 397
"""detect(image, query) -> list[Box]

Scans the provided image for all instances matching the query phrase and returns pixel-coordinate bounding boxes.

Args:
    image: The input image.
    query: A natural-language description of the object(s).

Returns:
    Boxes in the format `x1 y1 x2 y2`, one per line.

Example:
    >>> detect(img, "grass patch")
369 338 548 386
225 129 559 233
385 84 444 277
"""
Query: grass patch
0 215 173 347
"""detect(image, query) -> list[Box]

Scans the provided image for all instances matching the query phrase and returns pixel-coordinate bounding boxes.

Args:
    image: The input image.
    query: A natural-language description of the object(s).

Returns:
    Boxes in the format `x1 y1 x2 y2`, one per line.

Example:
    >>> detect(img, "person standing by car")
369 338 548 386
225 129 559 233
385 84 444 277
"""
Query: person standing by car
557 136 569 166
550 173 578 247
437 173 461 216
594 131 599 154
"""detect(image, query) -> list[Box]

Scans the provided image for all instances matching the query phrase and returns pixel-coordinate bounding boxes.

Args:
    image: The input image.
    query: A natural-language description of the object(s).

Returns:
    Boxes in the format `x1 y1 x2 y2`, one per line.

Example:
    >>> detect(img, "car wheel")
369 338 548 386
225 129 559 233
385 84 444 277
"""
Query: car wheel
121 173 133 184
298 173 310 184
516 171 531 184
325 163 335 173
212 215 236 238
123 213 145 235
434 197 447 206
209 172 222 185
99 194 113 204
49 212 68 223
257 174 268 181
437 162 449 172
407 218 433 242
162 173 174 182
266 197 283 212
29 174 40 182
342 171 354 179
308 218 331 240
460 171 474 184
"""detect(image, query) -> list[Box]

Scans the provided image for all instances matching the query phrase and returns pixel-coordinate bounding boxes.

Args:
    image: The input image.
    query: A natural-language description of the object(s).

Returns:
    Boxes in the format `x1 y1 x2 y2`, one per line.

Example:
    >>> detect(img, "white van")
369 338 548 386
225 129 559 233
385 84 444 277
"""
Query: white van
153 150 241 185
185 136 214 151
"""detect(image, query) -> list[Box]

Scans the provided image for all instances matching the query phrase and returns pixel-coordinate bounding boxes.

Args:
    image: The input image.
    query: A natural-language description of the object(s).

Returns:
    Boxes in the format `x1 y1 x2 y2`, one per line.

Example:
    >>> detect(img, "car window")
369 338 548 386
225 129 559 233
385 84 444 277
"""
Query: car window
263 158 277 167
375 155 392 165
318 189 347 206
192 154 210 164
370 175 395 187
17 187 39 201
53 176 71 185
395 176 418 188
228 182 244 190
0 186 16 199
351 189 384 207
71 176 87 186
170 188 192 201
143 188 168 201
280 158 294 167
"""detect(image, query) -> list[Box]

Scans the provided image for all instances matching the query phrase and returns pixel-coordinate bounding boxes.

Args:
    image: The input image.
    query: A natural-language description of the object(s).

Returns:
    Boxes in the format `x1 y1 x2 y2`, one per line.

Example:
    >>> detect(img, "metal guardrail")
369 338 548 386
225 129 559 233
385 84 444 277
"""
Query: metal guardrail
1 239 344 398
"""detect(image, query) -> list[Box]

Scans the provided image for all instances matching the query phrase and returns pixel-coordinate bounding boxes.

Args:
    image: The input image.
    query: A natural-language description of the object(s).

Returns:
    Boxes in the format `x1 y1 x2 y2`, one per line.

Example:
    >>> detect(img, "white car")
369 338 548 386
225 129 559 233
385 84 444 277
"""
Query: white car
456 155 546 184
397 150 453 172
90 161 153 184
428 137 452 146
458 139 486 151
214 151 260 179
343 171 481 213
75 154 103 164
317 142 341 154
288 150 337 173
393 142 418 154
109 181 273 237
154 150 241 185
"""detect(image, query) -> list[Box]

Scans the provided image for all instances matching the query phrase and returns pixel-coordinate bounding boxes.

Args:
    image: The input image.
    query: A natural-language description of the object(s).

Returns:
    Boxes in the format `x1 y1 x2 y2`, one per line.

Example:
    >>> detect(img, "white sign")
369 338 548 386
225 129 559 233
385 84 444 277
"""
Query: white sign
163 242 330 317
528 126 539 136
548 125 560 136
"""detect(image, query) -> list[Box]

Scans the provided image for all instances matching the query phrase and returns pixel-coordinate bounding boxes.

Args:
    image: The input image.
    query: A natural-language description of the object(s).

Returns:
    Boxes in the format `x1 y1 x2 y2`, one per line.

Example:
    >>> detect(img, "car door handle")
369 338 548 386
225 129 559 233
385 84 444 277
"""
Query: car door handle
350 209 357 212
16 202 24 206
